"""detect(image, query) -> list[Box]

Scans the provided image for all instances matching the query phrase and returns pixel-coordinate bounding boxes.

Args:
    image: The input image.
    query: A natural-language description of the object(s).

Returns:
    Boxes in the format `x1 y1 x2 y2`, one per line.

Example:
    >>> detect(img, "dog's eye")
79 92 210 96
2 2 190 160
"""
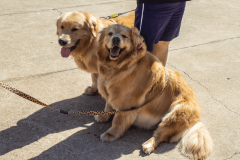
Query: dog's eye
61 26 64 29
108 32 113 36
72 28 78 32
122 35 127 38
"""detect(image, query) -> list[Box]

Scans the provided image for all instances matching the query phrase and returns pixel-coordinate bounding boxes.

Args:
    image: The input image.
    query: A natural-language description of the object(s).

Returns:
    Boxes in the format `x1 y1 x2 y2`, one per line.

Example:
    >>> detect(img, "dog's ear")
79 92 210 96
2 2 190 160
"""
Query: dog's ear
88 16 98 38
131 27 145 54
97 27 108 62
98 27 107 43
89 21 97 37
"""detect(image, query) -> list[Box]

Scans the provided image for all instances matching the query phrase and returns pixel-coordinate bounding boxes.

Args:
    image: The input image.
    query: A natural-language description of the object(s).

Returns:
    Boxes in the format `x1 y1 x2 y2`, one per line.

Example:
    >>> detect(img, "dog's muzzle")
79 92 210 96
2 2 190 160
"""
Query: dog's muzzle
60 39 80 58
59 38 68 46
112 37 120 45
108 46 124 59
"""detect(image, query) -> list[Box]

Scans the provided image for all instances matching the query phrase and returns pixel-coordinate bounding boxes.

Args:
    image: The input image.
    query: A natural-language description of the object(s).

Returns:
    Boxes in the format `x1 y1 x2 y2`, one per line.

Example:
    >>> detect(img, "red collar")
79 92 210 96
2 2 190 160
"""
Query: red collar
138 44 143 50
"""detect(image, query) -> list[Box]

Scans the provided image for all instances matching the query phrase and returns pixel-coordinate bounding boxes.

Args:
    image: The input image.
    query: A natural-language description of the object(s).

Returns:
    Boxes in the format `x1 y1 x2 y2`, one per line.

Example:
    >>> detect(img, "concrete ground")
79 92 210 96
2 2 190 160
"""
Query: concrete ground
0 0 240 159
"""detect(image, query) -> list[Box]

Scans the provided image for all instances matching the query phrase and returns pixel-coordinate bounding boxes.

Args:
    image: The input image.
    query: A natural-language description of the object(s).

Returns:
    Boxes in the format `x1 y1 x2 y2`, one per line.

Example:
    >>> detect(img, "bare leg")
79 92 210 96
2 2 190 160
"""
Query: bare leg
84 73 98 95
151 41 170 67
100 111 138 142
95 102 113 123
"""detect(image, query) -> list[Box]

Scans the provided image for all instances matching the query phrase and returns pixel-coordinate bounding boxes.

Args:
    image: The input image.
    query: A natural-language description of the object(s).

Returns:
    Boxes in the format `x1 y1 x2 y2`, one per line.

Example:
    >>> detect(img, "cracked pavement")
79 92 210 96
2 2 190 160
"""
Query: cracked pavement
0 0 240 159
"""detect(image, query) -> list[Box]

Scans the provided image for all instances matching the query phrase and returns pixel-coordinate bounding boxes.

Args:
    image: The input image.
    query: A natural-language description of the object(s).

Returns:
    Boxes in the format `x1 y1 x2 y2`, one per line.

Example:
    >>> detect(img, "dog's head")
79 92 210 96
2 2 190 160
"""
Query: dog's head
56 11 98 58
97 24 146 67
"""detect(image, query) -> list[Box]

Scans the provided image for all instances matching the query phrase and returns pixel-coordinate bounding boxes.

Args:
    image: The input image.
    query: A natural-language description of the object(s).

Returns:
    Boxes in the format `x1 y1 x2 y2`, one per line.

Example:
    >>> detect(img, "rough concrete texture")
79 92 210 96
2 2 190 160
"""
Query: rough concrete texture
0 0 240 159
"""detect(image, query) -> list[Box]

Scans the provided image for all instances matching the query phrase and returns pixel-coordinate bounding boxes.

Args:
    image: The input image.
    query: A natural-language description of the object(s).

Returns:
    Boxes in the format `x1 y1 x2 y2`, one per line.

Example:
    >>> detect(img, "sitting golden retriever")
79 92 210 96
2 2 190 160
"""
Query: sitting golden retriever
56 11 134 95
95 24 213 159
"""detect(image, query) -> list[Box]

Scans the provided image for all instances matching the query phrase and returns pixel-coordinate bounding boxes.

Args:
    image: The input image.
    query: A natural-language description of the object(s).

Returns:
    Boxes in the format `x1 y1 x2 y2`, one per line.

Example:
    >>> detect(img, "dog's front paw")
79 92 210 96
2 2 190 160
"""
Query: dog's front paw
142 138 156 154
94 115 110 123
100 131 118 142
84 86 98 95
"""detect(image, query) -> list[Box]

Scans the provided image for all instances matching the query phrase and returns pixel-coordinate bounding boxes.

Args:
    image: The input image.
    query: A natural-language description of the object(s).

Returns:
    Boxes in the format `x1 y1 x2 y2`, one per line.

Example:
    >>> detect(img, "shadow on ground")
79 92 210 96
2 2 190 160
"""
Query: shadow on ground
0 94 176 159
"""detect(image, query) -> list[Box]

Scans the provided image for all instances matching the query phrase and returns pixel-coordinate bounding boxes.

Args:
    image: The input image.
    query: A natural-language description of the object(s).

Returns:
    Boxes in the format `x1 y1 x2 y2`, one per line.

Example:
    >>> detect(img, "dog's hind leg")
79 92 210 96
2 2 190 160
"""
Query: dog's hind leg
142 103 199 154
84 73 98 95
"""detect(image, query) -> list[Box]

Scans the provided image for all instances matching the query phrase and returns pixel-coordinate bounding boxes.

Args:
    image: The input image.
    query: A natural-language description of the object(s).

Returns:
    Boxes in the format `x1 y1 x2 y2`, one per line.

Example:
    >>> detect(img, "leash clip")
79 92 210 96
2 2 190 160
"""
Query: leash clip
60 110 68 114
110 13 119 18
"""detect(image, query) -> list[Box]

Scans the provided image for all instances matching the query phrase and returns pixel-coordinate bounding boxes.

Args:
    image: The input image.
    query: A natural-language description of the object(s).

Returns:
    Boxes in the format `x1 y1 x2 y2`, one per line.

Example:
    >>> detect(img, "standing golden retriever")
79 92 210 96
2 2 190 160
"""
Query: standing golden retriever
95 24 213 159
56 11 134 95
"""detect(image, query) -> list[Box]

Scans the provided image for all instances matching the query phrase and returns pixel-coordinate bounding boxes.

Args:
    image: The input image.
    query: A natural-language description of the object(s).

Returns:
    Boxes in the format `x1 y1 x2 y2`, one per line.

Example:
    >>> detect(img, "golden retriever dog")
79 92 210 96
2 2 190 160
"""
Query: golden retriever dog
56 11 134 95
95 24 213 159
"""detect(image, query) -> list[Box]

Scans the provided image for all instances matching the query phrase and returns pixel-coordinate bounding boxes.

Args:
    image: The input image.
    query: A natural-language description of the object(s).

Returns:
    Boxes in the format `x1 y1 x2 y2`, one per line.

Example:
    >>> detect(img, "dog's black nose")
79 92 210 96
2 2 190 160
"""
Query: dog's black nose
58 39 68 46
112 37 120 44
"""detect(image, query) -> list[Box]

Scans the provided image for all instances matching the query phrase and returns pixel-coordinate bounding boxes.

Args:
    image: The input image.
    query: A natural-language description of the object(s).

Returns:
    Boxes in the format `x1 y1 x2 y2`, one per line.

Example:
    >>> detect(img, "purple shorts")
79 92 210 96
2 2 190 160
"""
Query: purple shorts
134 2 186 52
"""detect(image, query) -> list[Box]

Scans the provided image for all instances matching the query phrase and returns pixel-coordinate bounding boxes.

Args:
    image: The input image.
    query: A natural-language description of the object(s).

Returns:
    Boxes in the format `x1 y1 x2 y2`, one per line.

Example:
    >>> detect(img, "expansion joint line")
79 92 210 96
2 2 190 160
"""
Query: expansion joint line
224 152 240 160
52 8 62 15
0 0 131 16
169 36 240 52
167 63 240 117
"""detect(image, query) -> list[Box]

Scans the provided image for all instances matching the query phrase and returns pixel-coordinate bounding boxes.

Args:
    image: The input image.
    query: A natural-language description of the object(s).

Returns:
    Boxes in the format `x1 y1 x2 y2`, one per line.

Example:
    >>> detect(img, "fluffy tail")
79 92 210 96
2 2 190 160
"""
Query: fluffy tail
178 122 213 160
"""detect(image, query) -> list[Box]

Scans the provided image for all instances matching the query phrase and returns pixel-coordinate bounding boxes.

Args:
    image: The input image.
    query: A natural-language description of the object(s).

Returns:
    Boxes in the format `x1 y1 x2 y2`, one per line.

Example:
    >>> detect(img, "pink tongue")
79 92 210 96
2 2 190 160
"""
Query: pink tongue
61 47 71 58
110 50 120 56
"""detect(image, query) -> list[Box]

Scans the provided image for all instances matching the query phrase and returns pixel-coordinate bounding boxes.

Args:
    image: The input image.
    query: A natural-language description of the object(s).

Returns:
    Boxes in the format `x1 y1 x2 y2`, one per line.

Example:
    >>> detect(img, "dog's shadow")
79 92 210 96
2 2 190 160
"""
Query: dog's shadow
0 94 176 159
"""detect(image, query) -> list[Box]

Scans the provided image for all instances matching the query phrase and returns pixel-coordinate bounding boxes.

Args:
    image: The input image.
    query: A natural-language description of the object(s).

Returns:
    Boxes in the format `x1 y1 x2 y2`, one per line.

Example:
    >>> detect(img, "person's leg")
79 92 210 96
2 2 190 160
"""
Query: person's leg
135 2 186 66
151 41 170 67
135 3 173 54
156 2 186 66
134 3 176 66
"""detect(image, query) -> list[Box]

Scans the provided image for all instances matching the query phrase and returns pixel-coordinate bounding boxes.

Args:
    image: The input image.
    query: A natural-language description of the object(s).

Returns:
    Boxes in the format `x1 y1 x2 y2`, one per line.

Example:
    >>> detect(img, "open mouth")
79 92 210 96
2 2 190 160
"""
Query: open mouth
107 46 125 59
60 39 80 58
